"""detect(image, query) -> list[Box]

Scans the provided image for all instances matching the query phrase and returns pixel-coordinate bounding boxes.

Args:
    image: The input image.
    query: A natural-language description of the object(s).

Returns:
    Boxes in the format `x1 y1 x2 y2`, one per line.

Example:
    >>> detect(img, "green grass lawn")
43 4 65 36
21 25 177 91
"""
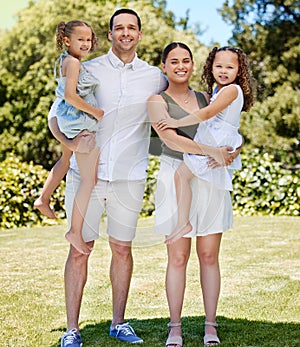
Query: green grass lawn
0 216 299 347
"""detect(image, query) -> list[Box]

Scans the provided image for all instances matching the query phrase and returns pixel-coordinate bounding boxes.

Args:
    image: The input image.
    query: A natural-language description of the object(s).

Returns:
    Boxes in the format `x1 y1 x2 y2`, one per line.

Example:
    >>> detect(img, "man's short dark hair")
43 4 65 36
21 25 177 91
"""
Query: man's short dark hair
109 8 142 31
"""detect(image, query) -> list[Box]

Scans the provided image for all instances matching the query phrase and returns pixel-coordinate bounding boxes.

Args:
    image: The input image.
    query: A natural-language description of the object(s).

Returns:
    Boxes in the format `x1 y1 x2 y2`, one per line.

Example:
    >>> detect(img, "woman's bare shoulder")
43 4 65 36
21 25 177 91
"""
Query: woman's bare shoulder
148 93 164 102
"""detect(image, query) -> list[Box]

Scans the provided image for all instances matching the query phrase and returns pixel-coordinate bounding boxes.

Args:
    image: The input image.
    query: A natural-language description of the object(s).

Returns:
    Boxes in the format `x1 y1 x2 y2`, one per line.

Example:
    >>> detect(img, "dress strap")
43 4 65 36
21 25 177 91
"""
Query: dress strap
195 91 208 108
160 91 171 111
53 50 69 79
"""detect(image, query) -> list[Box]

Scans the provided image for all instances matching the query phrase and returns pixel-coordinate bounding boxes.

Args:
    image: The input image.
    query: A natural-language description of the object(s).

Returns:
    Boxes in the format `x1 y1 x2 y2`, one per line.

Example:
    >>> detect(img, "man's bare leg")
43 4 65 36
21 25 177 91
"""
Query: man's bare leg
64 242 94 331
109 237 133 326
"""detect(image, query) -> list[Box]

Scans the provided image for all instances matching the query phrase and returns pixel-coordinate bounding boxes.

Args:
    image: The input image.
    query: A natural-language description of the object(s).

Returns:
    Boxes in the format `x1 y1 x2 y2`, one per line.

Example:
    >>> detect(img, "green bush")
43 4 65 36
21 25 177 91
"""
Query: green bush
143 151 299 218
1 151 299 230
0 154 65 229
232 149 299 216
141 155 160 217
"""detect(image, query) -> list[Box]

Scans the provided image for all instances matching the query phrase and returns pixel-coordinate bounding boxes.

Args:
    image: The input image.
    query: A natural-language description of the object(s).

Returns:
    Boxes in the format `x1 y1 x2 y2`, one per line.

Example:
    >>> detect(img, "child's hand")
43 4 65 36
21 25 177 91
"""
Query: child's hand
92 108 104 121
156 118 178 130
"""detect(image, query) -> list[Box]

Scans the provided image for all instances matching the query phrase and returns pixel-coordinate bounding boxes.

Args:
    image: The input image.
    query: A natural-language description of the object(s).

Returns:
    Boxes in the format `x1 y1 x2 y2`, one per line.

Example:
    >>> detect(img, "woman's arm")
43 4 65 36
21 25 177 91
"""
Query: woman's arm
156 85 238 129
147 95 233 166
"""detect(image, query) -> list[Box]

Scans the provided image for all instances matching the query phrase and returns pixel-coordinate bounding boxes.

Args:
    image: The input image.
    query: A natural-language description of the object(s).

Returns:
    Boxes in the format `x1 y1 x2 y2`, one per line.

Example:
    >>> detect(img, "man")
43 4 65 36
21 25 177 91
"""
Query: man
50 8 167 347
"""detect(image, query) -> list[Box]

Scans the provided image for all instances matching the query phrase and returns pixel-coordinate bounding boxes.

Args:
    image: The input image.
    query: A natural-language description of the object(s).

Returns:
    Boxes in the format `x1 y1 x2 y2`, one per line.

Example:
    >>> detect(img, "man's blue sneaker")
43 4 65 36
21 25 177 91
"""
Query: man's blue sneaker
61 328 83 347
109 322 143 344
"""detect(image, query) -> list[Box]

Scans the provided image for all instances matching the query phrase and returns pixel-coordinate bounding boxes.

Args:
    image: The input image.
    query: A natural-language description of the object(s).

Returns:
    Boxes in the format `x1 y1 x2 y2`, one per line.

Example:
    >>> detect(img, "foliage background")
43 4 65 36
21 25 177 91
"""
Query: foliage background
220 0 300 164
0 0 210 169
0 0 299 228
1 151 299 230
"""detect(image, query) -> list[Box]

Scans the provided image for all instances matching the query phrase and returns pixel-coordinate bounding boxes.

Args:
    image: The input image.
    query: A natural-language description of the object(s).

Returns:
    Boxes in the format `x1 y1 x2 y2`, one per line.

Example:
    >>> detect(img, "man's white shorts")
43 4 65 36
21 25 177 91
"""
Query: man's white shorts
65 169 146 242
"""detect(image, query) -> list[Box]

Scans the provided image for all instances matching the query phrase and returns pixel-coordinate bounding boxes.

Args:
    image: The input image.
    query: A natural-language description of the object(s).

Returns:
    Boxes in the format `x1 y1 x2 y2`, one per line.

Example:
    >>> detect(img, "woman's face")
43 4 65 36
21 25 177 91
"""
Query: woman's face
162 46 194 84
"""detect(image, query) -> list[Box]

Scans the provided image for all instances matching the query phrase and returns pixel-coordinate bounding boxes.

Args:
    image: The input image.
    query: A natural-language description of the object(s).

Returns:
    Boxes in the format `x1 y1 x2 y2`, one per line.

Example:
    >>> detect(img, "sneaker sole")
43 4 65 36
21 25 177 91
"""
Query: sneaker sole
61 340 83 347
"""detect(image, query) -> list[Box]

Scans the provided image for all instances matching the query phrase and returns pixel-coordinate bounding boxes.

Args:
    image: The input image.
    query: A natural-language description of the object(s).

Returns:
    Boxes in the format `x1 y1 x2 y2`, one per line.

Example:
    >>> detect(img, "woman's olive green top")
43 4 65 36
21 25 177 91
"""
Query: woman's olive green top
160 91 208 160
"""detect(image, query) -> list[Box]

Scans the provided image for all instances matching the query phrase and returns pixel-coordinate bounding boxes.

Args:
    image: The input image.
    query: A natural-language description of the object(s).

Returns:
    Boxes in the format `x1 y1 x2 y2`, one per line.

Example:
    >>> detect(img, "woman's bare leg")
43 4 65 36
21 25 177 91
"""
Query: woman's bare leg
165 238 191 346
166 163 194 244
34 144 71 219
65 147 99 254
196 234 222 340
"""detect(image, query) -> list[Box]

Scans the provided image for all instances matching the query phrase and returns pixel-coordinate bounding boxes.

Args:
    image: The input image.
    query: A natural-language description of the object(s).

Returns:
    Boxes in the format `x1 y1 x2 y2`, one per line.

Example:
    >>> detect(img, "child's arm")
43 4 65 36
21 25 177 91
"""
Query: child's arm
63 56 104 121
156 85 238 129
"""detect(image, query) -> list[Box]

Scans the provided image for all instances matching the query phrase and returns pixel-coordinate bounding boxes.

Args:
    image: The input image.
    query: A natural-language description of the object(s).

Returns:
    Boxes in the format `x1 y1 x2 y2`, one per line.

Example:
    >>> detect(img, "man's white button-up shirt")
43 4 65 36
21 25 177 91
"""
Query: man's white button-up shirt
70 49 167 181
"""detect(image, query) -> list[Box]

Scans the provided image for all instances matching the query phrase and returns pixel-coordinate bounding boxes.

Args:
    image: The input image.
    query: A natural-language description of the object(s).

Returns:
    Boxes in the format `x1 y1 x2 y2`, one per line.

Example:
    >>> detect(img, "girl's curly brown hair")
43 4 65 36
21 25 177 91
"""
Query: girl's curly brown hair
56 20 97 53
202 46 255 112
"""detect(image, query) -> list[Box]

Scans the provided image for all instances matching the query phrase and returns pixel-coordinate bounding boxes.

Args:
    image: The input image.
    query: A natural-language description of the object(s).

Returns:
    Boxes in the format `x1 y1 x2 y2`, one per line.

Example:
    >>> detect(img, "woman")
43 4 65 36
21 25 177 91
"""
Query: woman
147 42 241 346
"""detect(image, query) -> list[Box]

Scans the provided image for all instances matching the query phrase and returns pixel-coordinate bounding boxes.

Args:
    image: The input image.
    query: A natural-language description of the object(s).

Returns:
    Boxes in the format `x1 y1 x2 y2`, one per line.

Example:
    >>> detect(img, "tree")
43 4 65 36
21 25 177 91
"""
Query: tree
219 0 300 164
0 0 207 169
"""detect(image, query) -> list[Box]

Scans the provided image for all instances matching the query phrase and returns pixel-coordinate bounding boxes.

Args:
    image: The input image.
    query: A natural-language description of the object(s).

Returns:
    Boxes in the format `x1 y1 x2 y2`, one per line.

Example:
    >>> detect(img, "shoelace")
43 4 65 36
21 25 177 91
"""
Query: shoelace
63 329 79 345
116 324 135 336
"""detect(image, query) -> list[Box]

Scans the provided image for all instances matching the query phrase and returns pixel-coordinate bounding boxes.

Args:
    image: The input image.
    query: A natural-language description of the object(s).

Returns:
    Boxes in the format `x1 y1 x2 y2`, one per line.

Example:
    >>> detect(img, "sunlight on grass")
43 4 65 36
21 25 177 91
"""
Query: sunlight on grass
0 216 299 346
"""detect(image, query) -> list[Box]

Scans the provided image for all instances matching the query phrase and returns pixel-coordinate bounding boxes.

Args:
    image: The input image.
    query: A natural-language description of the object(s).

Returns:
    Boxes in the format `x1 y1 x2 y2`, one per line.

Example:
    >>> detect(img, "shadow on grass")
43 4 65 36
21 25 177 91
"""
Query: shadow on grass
50 316 300 347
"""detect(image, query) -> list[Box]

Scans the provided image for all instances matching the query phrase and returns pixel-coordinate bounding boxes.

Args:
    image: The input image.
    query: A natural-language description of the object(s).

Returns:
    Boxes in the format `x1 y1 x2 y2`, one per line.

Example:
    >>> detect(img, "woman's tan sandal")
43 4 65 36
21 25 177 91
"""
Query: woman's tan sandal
204 321 220 346
166 321 183 347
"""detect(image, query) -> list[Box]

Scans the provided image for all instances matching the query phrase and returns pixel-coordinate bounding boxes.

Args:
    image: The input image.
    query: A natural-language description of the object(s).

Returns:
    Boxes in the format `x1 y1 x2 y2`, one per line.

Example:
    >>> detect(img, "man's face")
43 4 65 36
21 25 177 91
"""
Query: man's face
108 13 142 55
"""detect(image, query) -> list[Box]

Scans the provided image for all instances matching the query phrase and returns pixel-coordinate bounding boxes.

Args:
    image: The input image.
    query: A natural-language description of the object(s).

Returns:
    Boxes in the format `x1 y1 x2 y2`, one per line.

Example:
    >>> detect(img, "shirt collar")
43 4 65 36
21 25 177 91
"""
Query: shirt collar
108 48 137 70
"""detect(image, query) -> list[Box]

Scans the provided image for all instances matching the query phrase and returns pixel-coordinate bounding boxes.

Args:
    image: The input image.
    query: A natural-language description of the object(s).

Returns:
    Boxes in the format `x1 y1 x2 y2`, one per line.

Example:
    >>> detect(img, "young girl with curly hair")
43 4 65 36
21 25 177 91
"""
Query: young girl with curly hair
156 46 255 246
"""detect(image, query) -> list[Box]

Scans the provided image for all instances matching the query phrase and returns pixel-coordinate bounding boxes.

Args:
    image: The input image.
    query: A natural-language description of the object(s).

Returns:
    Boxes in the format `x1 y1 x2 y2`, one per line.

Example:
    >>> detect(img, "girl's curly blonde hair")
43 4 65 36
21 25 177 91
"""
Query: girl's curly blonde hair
202 46 255 112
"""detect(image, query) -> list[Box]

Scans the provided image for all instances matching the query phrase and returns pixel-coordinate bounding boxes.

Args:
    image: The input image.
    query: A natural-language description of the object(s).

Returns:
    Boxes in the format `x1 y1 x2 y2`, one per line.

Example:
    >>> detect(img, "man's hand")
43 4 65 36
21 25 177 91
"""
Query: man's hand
48 116 96 153
73 130 96 153
156 118 178 130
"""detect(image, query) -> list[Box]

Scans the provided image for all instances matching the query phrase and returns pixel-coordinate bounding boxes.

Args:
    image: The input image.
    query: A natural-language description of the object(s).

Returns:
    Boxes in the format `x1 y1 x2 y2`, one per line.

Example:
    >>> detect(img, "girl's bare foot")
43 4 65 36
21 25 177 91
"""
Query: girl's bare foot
65 230 91 255
165 222 192 245
34 198 57 219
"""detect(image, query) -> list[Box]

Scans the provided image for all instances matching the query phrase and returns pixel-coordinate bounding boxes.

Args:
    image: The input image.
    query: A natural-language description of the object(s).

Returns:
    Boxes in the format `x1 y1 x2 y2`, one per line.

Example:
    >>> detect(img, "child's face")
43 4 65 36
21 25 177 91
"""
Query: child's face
64 25 93 59
212 50 239 86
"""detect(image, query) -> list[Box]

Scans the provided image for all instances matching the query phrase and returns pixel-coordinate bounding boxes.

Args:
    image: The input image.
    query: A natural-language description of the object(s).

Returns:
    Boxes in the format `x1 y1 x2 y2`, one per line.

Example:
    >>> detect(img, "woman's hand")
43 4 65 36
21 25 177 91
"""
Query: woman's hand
156 118 178 130
207 141 243 168
206 146 234 167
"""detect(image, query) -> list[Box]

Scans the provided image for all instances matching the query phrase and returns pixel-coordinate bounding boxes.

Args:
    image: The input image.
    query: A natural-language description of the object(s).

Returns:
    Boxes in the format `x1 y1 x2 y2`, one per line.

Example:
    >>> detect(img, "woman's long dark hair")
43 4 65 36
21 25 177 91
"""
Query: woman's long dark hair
162 42 193 63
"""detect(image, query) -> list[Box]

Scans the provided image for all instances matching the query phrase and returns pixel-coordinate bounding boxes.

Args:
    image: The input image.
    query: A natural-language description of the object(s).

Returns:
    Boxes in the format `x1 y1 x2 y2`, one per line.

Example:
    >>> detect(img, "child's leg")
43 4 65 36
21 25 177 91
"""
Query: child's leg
165 162 195 245
34 144 71 219
65 147 100 255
